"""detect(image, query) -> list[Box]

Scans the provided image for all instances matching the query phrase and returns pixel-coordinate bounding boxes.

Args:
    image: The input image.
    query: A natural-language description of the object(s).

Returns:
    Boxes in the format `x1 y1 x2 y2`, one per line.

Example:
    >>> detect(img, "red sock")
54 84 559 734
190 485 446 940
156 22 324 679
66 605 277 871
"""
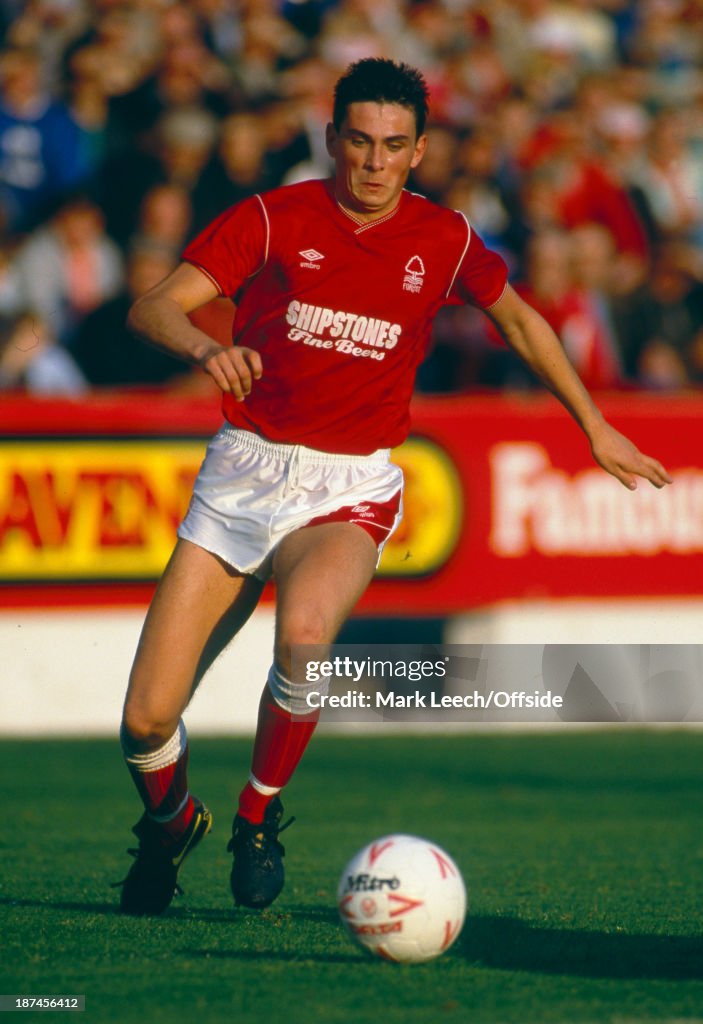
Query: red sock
237 685 318 824
122 723 195 841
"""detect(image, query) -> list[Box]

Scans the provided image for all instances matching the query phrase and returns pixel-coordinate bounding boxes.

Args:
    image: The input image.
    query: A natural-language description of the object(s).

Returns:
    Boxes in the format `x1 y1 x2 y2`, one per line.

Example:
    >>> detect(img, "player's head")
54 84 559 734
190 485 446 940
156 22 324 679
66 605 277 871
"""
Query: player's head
333 59 429 139
327 60 429 222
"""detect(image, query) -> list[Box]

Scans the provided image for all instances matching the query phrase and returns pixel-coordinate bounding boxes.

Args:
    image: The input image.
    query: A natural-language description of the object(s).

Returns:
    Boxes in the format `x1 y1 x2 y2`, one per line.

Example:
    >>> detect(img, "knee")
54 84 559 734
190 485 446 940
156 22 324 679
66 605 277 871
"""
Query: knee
121 701 177 750
278 606 330 648
275 609 330 674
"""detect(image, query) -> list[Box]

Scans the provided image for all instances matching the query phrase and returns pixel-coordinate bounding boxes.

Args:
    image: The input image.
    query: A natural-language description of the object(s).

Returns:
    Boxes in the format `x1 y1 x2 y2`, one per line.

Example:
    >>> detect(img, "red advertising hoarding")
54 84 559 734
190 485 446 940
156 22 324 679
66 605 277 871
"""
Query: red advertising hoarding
0 391 698 613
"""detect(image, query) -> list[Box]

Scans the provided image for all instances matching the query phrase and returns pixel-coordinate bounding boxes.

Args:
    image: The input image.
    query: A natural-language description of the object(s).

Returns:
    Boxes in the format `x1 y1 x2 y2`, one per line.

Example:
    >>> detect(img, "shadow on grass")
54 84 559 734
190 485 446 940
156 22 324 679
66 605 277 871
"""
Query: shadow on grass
3 896 701 980
274 903 340 924
460 915 703 981
184 948 362 964
0 895 270 923
0 896 117 915
0 896 339 928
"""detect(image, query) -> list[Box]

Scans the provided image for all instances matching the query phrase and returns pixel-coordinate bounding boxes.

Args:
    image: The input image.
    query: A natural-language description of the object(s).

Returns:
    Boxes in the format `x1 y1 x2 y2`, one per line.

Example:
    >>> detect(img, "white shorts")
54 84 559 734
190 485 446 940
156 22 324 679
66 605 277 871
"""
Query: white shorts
178 425 404 581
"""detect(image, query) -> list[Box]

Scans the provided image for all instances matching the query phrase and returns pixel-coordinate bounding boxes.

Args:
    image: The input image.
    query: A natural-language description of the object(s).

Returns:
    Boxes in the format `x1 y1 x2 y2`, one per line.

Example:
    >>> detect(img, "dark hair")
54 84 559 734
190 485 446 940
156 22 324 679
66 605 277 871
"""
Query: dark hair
333 58 430 137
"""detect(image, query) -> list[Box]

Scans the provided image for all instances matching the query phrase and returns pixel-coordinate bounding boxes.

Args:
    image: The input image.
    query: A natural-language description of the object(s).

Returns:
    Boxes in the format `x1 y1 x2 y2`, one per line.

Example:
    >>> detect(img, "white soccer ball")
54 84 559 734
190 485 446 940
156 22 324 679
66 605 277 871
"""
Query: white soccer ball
336 834 467 963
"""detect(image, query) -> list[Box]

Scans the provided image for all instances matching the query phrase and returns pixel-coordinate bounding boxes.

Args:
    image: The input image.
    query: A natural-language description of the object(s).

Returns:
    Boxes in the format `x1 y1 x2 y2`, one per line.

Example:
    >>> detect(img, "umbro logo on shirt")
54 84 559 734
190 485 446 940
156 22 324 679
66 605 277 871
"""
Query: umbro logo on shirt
299 248 325 269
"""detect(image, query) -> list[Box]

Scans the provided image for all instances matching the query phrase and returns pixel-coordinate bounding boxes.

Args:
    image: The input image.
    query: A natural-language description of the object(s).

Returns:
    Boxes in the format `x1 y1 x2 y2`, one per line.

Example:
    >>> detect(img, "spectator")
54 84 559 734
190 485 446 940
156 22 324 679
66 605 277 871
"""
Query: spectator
15 194 123 345
71 239 192 388
595 100 650 183
106 9 230 144
634 242 703 386
0 46 89 233
569 222 625 381
407 124 459 204
193 0 242 62
631 109 703 247
65 44 112 177
0 311 87 395
97 105 218 246
526 0 618 72
277 57 338 182
133 183 194 252
518 112 650 290
259 99 313 185
227 0 308 103
62 2 162 165
2 1 88 89
637 338 689 391
449 126 514 253
0 0 700 399
319 0 426 72
0 239 25 316
191 113 277 232
514 229 622 389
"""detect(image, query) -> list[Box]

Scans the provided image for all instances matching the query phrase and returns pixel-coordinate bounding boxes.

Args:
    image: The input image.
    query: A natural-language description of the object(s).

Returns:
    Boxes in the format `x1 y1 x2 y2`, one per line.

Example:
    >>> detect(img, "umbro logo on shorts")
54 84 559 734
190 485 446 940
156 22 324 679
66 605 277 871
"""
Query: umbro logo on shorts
299 249 325 269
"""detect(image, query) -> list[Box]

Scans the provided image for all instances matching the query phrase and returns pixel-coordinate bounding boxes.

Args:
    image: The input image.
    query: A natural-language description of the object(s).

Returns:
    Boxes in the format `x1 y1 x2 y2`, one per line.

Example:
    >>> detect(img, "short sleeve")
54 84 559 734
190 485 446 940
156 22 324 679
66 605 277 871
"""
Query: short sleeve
181 196 268 297
449 227 508 309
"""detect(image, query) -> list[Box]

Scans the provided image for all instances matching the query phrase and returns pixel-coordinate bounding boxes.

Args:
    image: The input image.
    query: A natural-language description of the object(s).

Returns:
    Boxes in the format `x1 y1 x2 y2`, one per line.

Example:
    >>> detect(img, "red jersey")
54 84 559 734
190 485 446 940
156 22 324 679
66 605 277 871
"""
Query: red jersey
183 178 507 454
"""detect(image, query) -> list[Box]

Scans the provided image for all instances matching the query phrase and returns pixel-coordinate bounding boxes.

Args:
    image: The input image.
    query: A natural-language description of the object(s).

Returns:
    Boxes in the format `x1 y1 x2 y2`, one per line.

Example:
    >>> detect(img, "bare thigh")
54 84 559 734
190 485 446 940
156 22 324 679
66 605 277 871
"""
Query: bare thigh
123 538 263 747
272 522 379 678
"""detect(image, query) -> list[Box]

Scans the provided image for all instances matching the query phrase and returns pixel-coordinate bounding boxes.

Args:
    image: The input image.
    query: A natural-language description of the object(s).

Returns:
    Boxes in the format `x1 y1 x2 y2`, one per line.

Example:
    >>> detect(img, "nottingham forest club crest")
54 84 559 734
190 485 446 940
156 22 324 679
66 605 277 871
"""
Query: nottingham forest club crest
403 256 425 294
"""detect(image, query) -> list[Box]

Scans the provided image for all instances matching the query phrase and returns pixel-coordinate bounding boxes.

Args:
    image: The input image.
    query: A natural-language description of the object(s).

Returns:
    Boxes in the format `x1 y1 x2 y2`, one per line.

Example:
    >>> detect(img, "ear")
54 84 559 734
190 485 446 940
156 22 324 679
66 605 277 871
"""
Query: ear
410 133 428 170
325 122 338 159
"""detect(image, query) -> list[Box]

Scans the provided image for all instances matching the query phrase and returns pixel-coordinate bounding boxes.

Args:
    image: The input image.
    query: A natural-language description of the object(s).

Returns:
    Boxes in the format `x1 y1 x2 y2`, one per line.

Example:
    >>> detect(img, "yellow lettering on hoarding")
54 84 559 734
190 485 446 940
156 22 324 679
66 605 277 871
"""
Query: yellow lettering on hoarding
0 436 462 581
0 442 201 579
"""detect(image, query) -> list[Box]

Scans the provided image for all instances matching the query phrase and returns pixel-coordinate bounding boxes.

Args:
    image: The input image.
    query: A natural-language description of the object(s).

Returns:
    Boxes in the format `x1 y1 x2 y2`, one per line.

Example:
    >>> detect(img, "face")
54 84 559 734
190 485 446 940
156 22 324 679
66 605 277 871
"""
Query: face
326 101 427 222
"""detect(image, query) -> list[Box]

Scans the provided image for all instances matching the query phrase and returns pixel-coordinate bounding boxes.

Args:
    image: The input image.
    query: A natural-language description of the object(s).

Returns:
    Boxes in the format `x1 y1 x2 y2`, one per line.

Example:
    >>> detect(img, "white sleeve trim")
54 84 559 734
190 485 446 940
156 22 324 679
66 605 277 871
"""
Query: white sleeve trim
445 211 472 299
184 261 225 296
483 280 509 310
255 193 270 274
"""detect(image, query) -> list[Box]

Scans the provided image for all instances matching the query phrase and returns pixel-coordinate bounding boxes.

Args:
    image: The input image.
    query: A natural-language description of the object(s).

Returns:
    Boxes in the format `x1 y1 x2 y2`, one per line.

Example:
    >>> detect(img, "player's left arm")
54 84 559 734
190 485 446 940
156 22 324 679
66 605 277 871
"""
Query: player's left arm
485 285 672 490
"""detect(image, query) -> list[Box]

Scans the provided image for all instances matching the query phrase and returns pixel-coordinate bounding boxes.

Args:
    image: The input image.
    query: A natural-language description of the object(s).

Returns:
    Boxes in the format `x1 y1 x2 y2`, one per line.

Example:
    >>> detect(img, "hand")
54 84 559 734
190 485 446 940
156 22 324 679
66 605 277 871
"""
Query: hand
589 422 672 490
199 345 263 401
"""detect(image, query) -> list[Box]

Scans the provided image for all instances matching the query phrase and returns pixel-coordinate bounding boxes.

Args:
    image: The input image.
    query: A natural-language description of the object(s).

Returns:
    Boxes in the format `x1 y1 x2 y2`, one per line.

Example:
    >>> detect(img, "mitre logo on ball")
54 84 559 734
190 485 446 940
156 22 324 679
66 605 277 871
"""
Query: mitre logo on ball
343 872 401 892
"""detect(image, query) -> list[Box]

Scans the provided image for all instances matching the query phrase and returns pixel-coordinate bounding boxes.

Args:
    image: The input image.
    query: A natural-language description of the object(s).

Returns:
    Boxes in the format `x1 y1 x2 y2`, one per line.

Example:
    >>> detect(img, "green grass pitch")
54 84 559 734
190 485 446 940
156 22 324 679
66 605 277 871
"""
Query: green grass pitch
1 731 702 1023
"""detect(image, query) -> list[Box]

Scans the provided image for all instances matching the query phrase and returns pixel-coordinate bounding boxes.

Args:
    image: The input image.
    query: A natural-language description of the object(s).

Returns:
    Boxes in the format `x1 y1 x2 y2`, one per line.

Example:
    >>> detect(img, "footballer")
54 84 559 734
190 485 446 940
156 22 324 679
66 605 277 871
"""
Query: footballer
115 58 671 916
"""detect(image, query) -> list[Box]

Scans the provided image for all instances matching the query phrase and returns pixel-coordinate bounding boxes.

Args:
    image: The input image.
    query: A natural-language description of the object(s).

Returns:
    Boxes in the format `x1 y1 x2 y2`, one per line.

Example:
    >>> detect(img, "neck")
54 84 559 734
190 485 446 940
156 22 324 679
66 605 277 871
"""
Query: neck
332 185 402 225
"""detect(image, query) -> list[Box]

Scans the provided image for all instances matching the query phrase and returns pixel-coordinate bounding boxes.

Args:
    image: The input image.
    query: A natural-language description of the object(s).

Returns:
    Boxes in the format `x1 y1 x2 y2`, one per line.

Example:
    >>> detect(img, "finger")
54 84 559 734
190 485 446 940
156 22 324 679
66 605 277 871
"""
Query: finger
637 456 673 489
648 459 673 487
644 470 669 489
598 454 637 490
602 458 637 490
241 347 263 380
229 350 253 396
203 357 232 394
206 353 245 400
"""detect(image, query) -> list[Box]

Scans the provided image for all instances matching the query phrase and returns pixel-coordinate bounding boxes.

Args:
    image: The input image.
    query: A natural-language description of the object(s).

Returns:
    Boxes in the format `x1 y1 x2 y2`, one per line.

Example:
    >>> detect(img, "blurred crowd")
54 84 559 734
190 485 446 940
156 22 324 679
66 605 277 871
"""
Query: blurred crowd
0 0 702 396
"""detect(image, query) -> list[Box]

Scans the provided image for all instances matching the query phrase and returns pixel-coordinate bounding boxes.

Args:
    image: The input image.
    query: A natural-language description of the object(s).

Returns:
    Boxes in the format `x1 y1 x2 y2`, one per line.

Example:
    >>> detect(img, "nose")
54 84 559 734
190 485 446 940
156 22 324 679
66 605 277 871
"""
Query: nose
364 142 384 171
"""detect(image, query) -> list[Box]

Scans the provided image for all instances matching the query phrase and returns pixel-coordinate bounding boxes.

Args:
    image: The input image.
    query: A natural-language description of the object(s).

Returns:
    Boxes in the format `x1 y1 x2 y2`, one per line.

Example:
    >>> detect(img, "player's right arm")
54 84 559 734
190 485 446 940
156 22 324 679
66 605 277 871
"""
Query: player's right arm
127 262 262 401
